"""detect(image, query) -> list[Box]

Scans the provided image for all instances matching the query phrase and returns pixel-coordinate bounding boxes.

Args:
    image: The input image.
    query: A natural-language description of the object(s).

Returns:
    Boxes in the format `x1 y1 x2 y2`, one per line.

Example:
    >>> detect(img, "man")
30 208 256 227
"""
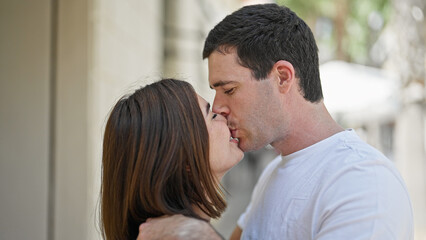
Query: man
139 4 413 239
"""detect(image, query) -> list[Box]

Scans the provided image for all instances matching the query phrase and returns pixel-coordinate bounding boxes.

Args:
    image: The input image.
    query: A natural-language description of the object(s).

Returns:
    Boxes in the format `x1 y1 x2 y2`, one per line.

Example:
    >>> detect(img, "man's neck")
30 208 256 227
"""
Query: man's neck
272 102 344 156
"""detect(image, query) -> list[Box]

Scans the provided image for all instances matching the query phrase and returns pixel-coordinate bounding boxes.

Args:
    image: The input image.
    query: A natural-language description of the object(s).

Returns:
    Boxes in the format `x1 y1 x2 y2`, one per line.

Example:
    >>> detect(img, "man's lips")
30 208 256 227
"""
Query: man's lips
230 129 237 138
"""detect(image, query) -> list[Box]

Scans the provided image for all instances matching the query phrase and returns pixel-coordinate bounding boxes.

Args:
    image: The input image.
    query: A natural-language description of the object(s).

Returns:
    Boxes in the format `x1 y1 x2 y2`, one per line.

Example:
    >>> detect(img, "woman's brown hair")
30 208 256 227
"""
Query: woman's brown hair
100 79 226 240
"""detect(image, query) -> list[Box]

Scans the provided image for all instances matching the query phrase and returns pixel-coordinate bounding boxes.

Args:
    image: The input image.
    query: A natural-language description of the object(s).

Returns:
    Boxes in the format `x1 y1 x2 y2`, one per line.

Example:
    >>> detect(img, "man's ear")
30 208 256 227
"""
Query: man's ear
272 60 296 94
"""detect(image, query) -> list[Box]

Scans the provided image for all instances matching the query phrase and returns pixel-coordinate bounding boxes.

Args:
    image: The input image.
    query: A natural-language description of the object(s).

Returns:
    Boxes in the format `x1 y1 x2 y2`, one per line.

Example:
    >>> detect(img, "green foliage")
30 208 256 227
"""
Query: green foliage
277 0 392 64
278 0 335 18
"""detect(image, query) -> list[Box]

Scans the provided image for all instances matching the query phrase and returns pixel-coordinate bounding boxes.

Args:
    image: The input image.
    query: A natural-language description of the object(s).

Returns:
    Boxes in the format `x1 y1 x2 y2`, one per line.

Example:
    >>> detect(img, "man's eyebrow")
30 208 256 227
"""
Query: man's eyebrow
205 103 210 116
210 80 237 89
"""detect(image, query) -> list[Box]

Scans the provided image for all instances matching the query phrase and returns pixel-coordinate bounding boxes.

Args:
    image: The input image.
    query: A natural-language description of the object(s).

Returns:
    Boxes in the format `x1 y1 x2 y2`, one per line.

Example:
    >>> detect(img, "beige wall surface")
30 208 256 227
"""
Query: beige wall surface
87 0 163 239
53 0 89 239
0 1 51 239
1 0 163 239
55 0 164 239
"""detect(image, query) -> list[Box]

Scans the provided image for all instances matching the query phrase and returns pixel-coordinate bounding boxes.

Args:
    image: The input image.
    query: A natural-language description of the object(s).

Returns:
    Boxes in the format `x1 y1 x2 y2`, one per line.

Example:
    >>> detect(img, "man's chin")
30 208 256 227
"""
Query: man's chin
239 141 264 153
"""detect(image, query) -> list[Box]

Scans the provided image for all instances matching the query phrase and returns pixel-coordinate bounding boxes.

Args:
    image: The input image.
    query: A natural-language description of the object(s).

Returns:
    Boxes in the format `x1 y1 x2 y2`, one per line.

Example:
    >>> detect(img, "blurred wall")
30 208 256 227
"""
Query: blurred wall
0 0 163 239
0 0 239 239
54 1 89 239
0 1 51 239
86 0 163 239
162 0 238 102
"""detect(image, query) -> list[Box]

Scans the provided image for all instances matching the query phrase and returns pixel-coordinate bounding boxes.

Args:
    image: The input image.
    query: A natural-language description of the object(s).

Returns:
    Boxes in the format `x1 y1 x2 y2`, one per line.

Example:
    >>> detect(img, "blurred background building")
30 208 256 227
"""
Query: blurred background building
0 0 424 239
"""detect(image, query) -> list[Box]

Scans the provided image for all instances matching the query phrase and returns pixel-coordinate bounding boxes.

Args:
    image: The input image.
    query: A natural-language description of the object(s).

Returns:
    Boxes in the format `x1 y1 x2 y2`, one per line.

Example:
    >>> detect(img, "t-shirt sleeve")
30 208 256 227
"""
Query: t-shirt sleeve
314 160 413 240
237 201 251 230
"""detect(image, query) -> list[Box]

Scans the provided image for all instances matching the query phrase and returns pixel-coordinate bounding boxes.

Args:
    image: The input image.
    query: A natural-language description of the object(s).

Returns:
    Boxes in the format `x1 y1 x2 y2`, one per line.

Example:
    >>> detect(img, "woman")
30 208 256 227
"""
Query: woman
100 78 243 239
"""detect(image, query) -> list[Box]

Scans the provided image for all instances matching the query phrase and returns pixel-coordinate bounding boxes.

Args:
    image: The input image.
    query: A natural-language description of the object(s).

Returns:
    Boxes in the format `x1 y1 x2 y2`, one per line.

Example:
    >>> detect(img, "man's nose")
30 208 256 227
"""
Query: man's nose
212 98 230 117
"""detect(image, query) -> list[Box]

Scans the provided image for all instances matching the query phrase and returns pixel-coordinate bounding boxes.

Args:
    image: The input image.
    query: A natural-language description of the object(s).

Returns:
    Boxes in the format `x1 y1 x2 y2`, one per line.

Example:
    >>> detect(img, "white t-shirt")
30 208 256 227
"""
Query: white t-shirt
237 129 413 240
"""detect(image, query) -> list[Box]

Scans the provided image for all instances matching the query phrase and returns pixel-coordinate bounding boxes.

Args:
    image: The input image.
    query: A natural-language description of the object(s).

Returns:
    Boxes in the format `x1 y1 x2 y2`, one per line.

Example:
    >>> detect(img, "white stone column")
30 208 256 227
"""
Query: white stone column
394 83 426 240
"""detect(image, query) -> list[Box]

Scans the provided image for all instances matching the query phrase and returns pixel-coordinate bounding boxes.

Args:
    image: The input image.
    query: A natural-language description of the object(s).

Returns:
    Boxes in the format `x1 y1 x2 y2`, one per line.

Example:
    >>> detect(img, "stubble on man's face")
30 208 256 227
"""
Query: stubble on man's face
208 49 282 152
231 77 281 152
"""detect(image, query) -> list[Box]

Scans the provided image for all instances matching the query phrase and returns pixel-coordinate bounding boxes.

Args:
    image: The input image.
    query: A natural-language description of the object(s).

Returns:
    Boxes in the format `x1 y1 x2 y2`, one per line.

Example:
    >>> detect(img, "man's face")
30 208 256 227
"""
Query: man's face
208 49 283 152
